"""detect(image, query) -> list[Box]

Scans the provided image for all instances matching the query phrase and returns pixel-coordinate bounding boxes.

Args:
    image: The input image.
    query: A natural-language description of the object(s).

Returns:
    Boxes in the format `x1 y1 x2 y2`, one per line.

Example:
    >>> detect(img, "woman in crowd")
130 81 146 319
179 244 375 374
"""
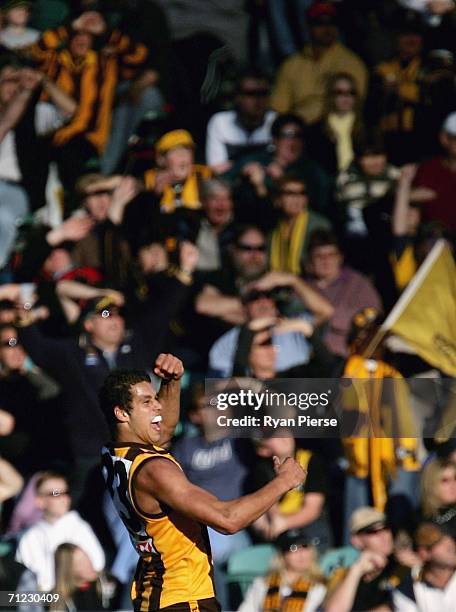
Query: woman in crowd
305 72 364 177
238 528 326 612
50 543 116 611
420 458 456 539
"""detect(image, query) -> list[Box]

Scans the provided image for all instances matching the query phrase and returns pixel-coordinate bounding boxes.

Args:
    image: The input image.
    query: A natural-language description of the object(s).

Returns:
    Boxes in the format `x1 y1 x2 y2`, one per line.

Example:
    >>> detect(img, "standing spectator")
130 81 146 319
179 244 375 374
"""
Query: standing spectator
369 14 426 165
144 129 212 213
305 73 364 177
269 175 331 275
325 507 409 612
206 68 276 172
271 1 368 125
334 134 400 275
393 523 456 611
413 111 456 232
0 0 39 50
305 230 382 361
238 527 327 612
0 61 75 269
16 472 105 593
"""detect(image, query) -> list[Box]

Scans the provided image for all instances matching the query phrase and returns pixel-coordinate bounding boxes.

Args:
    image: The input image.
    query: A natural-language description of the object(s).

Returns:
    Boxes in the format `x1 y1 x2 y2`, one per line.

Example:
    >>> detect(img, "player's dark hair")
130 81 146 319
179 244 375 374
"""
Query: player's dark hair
99 369 151 437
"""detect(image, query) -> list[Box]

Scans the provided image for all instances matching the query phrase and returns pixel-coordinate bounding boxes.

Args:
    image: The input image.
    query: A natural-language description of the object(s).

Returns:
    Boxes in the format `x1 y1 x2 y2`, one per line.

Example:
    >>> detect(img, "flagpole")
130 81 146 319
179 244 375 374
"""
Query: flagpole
362 239 446 359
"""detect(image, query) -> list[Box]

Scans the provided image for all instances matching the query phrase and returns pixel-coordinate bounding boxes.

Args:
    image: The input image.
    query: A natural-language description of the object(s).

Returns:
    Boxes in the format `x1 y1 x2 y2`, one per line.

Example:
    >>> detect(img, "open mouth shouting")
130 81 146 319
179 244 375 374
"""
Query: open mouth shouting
150 414 162 434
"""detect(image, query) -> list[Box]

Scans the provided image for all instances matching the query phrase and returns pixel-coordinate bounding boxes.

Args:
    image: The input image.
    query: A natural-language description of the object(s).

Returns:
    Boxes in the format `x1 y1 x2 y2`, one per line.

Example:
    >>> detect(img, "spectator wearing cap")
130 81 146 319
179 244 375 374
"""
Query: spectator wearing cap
419 458 456 541
228 113 332 220
271 1 368 125
368 13 426 165
334 133 400 276
269 175 331 275
412 112 456 232
341 307 421 540
325 506 409 612
393 522 456 611
305 72 365 177
144 129 212 213
205 68 276 173
0 0 39 50
238 527 327 612
305 229 382 361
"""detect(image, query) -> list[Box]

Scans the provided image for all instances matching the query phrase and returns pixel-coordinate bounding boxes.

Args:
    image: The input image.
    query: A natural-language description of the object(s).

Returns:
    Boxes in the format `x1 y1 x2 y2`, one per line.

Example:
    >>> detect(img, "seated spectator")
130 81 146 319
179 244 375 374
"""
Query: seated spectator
209 269 333 377
0 0 39 50
144 129 211 213
206 67 276 172
271 1 367 125
230 113 331 217
413 111 456 232
50 543 116 611
419 458 456 540
173 383 253 609
269 175 331 275
16 471 105 592
324 506 410 612
368 13 425 165
305 72 364 177
305 230 382 361
393 522 456 611
334 134 400 275
342 308 421 540
252 434 333 553
238 527 327 612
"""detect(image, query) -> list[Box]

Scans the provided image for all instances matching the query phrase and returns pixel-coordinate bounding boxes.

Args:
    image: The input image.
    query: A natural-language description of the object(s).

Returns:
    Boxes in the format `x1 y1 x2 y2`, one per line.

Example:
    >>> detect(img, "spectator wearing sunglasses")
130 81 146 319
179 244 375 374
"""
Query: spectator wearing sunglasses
238 527 327 612
305 73 365 177
16 471 105 593
228 113 332 220
206 67 276 173
269 175 331 276
324 507 409 612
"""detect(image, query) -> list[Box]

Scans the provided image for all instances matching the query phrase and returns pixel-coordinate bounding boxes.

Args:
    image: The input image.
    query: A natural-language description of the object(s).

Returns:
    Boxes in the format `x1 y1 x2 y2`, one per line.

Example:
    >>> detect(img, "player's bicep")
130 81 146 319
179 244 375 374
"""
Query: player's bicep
135 458 232 533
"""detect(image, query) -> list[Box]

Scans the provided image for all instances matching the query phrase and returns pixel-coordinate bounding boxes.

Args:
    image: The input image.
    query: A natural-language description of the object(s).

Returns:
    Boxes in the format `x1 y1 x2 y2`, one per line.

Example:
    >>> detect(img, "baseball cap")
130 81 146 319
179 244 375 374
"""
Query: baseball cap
276 527 320 553
415 523 446 549
155 129 195 154
307 1 337 25
442 112 456 137
350 507 387 535
82 296 122 320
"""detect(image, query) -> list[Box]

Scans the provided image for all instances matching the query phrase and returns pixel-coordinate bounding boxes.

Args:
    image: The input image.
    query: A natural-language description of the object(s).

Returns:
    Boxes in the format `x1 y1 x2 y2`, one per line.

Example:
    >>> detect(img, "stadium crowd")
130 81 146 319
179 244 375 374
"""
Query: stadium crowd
0 0 455 610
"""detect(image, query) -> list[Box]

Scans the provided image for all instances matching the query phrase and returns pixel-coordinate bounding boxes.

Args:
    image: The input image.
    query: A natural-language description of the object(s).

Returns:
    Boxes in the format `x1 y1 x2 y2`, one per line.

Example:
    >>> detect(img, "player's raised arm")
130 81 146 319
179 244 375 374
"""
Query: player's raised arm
134 454 306 535
154 353 184 446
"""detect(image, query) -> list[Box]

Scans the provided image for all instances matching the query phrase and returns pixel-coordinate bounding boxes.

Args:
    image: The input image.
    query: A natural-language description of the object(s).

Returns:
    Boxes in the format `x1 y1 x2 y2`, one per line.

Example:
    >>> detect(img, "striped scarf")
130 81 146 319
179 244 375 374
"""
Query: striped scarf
270 211 308 275
263 572 312 612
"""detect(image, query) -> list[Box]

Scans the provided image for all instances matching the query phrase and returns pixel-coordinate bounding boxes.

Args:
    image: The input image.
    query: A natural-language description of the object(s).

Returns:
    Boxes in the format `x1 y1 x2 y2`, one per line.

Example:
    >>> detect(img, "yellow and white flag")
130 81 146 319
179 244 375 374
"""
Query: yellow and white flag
381 240 456 376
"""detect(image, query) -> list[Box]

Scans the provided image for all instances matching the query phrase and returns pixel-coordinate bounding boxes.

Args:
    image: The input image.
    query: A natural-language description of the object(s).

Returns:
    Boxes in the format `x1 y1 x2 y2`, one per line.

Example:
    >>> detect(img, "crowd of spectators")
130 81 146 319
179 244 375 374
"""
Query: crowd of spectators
0 0 455 610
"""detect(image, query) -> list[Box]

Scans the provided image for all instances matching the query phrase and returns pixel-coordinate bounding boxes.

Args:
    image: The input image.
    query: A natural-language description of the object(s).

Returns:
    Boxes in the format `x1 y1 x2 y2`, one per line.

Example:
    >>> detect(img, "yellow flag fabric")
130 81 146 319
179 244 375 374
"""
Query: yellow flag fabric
385 241 456 376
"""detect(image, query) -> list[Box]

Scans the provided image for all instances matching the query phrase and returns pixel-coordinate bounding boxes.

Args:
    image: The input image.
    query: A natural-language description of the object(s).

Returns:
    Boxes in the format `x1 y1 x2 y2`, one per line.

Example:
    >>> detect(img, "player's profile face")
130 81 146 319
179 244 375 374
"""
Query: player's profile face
127 381 163 445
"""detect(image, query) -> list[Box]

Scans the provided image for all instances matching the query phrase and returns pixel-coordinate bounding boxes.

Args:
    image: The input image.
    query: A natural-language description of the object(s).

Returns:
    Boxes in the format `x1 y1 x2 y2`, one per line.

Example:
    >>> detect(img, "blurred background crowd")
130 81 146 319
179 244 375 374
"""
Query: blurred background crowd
0 0 455 610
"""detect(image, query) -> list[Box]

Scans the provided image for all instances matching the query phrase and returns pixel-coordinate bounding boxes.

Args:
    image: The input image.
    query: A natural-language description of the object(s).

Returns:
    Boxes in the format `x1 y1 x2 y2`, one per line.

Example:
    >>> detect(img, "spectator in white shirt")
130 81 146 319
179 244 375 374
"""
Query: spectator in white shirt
206 68 276 172
16 471 105 592
0 0 39 50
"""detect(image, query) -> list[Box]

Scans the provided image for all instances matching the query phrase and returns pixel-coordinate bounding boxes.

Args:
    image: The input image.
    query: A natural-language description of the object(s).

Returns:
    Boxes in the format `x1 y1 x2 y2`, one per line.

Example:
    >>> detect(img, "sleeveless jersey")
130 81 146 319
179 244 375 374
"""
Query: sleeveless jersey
101 442 216 611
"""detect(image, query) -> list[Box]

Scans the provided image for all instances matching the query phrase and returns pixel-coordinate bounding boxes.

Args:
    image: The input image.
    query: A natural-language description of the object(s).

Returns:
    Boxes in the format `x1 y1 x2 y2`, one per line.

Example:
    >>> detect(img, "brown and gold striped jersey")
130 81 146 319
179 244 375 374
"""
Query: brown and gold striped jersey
101 443 216 611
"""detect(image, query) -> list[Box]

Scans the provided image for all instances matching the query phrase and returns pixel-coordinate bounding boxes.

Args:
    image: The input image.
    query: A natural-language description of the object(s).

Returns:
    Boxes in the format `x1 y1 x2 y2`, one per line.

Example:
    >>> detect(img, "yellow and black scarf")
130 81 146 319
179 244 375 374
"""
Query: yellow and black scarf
270 211 308 275
263 571 312 612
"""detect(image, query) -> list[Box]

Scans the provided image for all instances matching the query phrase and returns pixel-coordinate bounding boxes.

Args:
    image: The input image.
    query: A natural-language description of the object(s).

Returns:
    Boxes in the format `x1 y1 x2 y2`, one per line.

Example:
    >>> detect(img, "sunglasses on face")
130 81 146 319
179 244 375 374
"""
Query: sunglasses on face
280 189 307 196
239 89 269 97
236 243 266 252
0 337 20 348
278 129 303 139
38 489 70 498
332 88 356 97
359 525 388 535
